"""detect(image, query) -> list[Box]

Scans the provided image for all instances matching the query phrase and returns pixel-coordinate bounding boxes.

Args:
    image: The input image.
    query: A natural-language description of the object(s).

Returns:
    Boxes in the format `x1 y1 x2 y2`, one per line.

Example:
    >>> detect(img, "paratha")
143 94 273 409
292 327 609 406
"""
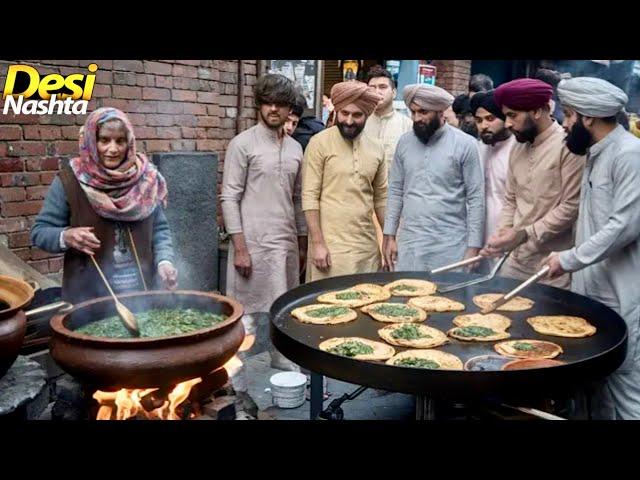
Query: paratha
319 337 395 361
378 323 448 348
526 315 596 338
386 349 463 370
473 293 534 311
453 313 512 331
291 304 357 325
383 279 438 297
361 302 427 323
408 295 465 312
317 285 390 307
448 325 511 342
494 339 563 359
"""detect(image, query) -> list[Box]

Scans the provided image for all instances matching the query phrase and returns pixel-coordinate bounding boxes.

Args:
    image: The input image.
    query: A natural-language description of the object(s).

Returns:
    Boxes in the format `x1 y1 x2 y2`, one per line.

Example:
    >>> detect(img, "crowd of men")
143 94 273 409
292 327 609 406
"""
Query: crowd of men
220 65 640 420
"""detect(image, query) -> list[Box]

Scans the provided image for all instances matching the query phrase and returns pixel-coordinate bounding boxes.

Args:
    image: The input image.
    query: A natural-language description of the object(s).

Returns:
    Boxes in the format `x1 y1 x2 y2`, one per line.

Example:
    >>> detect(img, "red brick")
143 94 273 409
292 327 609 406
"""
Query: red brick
113 60 144 73
61 126 81 140
13 248 31 262
207 105 224 116
1 172 41 187
92 85 112 98
0 218 28 234
224 84 238 95
142 87 170 101
135 75 150 87
7 142 46 157
155 76 173 89
23 125 62 140
156 127 181 139
113 85 142 99
183 103 207 115
48 257 64 273
28 260 49 274
144 61 172 76
0 113 40 124
172 64 199 78
29 247 58 260
102 99 130 111
170 140 197 151
181 127 197 138
39 114 78 126
0 126 22 140
196 128 207 139
197 92 218 104
0 187 26 202
8 231 31 248
197 116 220 128
41 157 60 170
26 185 50 200
219 95 236 107
40 172 58 185
144 140 172 152
129 101 157 114
171 90 197 102
2 200 43 217
157 102 184 114
173 77 202 91
175 60 201 67
145 114 173 127
132 126 156 139
54 141 78 155
173 114 197 127
0 158 24 172
127 113 147 126
196 140 220 151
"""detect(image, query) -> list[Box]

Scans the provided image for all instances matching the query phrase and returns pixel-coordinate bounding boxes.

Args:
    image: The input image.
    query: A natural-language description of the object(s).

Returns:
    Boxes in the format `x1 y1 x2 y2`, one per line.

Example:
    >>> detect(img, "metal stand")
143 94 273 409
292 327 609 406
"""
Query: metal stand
415 395 436 420
310 372 324 420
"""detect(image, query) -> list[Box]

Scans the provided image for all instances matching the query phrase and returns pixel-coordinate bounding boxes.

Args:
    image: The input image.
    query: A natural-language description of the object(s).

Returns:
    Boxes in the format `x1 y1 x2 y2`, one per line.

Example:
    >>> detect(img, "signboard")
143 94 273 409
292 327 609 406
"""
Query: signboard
418 64 437 86
269 60 317 109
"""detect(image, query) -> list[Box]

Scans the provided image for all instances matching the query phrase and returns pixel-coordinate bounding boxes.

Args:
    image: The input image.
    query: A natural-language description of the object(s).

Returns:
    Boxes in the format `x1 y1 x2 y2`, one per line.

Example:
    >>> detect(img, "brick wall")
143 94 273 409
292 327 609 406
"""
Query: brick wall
0 59 259 277
433 60 472 96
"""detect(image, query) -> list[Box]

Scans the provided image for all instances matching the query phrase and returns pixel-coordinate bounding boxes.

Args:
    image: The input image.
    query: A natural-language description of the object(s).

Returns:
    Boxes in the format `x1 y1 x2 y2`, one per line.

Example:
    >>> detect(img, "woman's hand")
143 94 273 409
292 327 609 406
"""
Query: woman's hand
63 227 101 255
158 262 178 290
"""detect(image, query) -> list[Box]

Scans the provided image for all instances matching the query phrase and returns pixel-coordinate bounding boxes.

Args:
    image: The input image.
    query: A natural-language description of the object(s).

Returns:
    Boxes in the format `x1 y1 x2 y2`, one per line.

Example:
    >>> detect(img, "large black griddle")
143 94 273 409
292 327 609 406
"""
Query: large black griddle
270 271 627 405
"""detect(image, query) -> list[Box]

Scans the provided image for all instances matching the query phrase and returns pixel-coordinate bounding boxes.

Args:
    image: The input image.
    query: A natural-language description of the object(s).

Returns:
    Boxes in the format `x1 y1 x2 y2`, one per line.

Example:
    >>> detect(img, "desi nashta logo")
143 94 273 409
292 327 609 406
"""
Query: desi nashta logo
2 63 98 115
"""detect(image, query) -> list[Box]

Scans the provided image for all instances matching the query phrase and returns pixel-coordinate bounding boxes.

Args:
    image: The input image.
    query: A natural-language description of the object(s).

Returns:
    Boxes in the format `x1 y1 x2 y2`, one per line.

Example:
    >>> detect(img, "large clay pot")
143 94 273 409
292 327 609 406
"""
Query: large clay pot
49 290 245 389
0 275 34 377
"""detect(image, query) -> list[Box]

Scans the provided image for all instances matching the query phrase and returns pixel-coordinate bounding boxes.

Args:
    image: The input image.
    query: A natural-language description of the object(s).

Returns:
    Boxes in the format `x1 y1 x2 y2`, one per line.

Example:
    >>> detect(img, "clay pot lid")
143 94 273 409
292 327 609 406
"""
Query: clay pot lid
0 275 35 318
501 358 565 370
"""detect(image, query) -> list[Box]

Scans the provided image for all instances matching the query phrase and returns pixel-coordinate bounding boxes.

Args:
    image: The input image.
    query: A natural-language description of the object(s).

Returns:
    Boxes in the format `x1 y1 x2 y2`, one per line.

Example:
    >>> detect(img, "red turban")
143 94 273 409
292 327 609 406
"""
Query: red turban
330 81 381 116
494 78 553 111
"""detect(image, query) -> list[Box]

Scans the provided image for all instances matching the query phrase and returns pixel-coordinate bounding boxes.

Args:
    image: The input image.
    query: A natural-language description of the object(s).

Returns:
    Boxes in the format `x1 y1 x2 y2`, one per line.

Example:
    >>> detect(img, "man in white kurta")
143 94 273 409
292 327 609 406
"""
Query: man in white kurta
221 74 306 376
544 77 640 419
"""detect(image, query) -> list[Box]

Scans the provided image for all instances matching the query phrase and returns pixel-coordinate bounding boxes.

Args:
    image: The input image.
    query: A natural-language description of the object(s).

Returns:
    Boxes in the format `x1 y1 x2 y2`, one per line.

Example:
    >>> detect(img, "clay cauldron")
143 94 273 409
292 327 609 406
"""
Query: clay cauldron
49 290 245 389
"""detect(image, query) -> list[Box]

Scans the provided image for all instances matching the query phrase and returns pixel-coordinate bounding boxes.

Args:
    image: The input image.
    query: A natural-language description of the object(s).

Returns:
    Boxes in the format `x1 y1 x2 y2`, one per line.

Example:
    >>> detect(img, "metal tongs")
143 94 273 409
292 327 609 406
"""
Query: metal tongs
480 265 550 314
431 252 510 293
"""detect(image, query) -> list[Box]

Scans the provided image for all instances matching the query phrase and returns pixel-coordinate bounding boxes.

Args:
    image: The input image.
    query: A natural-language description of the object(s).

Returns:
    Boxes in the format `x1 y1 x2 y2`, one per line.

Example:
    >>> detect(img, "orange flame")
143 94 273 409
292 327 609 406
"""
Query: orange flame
239 334 255 352
93 379 201 420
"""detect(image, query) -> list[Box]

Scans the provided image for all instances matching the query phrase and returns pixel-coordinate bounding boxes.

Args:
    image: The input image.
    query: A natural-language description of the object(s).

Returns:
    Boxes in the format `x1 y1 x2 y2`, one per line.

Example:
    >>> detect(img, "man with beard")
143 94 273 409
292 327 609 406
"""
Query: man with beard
383 84 485 272
220 73 306 372
364 65 413 170
481 78 585 289
470 90 516 243
452 94 479 138
302 81 386 281
543 77 640 419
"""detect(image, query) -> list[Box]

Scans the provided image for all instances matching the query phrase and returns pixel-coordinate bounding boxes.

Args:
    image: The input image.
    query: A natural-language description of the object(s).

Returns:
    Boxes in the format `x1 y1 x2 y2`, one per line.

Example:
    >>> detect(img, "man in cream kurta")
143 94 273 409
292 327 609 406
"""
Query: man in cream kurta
302 81 386 281
482 78 585 289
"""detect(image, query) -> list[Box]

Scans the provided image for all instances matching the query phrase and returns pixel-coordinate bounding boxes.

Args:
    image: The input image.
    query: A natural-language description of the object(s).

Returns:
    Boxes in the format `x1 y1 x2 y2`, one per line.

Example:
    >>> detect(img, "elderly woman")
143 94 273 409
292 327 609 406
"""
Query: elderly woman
31 107 177 303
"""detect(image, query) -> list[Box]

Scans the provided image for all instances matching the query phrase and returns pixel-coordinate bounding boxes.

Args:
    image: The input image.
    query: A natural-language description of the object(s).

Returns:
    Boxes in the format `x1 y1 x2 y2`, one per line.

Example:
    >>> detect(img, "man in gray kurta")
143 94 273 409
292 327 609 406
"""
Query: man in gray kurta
544 77 640 419
383 83 485 272
220 74 306 376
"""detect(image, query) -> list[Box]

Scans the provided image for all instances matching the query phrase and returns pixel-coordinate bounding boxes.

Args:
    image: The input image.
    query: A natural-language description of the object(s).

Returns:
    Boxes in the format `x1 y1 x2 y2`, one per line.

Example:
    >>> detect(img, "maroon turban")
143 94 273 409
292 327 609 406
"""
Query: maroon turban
330 81 381 116
494 78 553 111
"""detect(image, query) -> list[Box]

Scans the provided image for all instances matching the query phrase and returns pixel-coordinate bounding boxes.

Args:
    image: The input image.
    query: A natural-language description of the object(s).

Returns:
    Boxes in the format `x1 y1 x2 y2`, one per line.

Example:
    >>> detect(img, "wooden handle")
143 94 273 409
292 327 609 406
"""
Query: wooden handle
504 265 551 301
127 227 147 291
89 255 117 300
431 255 483 274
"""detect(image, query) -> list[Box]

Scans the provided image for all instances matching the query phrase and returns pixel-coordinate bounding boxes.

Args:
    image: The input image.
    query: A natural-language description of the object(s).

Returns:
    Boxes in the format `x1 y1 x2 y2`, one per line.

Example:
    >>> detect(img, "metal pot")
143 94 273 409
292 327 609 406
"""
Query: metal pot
0 275 72 378
49 290 245 389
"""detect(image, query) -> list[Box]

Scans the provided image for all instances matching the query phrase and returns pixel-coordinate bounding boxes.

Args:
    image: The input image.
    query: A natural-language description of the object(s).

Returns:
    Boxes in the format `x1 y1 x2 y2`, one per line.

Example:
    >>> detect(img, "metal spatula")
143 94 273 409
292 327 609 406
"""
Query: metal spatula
480 265 550 314
435 252 510 293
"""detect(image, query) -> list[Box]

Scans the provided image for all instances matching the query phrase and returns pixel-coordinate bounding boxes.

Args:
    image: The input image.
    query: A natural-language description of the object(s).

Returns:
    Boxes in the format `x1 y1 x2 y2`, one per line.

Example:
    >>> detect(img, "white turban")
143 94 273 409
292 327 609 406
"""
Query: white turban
557 77 628 118
403 84 454 111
